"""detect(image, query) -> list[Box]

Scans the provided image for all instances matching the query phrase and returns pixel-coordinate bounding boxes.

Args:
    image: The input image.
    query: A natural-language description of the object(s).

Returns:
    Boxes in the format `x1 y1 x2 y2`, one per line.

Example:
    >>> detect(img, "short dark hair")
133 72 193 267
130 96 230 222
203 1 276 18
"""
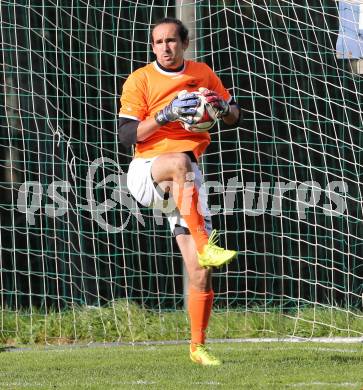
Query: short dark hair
151 17 189 43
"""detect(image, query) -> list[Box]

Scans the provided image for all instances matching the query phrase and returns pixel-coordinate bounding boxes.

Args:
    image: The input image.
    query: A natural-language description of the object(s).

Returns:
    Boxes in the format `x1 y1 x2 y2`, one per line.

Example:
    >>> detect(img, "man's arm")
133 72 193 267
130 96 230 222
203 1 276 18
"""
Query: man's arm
119 92 200 147
118 116 161 147
221 103 242 126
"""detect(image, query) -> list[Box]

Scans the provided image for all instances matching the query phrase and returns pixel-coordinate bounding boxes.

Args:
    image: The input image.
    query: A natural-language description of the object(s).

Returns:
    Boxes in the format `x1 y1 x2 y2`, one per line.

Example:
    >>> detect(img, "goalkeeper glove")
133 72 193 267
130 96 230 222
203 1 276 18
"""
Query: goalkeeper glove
155 92 200 126
198 88 230 118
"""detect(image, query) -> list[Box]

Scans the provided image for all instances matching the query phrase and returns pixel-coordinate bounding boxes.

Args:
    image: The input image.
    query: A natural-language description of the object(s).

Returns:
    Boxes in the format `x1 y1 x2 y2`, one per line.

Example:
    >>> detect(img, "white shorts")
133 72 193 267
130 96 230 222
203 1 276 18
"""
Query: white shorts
127 156 212 235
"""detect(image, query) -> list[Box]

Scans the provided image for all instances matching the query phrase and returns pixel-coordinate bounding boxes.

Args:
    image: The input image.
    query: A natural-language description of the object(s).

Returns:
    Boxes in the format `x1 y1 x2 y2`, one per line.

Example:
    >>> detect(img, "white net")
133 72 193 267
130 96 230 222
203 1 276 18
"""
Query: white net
0 0 362 344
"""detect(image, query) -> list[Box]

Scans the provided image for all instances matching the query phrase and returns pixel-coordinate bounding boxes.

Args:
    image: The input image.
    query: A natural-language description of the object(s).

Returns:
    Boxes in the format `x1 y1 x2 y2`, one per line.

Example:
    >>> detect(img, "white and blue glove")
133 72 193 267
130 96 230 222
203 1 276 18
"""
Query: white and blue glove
155 92 200 126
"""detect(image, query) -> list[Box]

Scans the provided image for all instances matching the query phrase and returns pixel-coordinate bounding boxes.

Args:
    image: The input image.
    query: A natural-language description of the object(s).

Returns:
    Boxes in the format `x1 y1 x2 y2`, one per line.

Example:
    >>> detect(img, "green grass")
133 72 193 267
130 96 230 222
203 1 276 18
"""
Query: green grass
1 300 363 345
0 342 363 389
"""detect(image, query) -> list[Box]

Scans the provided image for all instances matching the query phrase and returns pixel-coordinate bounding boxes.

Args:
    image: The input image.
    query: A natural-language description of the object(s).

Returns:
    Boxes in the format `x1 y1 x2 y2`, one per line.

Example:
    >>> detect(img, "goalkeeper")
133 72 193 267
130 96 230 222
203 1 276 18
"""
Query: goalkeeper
118 17 241 366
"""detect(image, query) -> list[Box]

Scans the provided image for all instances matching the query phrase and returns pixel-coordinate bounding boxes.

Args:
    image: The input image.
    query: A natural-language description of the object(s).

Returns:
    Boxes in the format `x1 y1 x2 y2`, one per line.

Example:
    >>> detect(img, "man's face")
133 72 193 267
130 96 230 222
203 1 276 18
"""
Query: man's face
151 23 188 69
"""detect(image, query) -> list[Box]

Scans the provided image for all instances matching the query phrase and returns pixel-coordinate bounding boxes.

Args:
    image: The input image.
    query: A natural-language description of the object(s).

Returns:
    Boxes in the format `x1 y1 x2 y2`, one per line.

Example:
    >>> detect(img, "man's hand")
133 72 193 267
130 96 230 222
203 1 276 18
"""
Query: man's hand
155 91 200 126
198 88 230 118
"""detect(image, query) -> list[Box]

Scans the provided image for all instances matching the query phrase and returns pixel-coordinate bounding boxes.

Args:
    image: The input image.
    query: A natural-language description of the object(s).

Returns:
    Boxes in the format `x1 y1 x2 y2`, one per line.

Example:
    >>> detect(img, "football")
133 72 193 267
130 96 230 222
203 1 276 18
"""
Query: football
179 89 218 132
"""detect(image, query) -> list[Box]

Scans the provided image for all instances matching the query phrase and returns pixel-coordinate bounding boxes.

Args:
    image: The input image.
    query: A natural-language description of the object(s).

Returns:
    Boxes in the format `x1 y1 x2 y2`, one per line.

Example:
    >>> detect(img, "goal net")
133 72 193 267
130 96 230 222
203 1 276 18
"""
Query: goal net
0 0 363 344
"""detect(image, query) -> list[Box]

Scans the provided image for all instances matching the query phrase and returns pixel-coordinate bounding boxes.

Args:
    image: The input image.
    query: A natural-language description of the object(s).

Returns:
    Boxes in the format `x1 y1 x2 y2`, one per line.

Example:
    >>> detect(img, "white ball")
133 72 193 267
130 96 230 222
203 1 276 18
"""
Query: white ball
179 90 218 133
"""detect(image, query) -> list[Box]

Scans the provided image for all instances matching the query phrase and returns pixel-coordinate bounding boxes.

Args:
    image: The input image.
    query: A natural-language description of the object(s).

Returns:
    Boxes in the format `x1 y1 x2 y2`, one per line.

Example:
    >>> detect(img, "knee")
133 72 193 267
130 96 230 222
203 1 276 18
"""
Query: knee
169 153 192 178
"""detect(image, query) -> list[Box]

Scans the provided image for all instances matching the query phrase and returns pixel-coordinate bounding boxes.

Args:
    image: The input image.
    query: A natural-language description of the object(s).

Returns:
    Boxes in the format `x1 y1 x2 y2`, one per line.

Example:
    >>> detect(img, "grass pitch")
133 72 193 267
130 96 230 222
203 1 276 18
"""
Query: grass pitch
0 342 363 389
2 301 363 345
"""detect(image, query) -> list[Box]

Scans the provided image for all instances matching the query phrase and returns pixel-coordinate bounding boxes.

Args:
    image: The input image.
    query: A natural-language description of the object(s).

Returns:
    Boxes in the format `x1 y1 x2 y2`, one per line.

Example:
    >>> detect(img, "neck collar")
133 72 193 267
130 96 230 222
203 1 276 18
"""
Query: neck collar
154 60 186 75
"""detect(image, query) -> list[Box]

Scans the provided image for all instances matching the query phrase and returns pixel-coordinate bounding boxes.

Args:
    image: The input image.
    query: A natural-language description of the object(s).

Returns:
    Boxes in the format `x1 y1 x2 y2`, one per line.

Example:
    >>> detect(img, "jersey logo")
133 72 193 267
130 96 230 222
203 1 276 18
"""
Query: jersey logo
186 79 198 88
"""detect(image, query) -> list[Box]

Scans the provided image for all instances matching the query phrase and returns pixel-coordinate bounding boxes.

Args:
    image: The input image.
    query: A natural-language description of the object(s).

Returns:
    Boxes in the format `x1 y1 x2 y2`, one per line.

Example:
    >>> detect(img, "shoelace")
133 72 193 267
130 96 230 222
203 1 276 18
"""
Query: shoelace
207 230 228 256
207 229 219 247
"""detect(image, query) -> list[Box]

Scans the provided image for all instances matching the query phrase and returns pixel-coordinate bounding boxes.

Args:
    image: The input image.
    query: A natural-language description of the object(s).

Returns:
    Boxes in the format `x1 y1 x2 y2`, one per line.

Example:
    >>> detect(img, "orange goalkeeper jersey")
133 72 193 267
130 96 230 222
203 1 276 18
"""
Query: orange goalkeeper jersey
119 60 232 159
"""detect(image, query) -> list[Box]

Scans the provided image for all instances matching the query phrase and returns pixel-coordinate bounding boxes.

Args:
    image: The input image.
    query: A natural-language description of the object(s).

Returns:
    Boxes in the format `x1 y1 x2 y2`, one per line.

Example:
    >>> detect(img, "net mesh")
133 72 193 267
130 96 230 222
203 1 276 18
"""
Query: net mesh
0 0 363 343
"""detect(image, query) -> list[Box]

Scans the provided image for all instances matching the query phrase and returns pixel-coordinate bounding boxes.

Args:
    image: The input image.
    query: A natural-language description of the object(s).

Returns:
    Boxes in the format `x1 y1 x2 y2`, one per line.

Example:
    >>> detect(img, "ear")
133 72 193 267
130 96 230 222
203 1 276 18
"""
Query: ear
182 38 189 51
151 42 156 55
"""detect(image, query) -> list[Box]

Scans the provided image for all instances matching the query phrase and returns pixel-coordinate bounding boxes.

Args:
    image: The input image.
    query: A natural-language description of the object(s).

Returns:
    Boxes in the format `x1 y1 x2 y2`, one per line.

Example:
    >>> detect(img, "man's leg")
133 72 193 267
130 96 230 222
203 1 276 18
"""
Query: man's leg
176 234 221 366
152 152 209 252
152 152 237 268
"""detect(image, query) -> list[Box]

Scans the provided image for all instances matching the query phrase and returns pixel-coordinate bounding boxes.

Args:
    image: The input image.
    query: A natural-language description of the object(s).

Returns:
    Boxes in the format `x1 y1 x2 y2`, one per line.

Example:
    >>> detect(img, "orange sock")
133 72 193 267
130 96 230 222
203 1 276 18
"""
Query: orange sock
175 180 209 252
188 287 214 348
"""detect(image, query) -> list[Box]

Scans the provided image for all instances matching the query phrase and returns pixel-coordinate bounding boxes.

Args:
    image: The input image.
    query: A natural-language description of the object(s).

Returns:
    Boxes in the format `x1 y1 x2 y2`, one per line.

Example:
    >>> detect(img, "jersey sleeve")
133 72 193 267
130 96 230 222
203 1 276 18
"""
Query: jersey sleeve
205 64 232 103
119 70 148 121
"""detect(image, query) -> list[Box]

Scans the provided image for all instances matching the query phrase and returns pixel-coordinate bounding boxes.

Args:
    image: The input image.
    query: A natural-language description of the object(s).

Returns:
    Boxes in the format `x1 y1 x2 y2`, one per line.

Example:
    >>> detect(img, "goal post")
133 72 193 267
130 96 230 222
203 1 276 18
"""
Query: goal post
0 1 363 344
